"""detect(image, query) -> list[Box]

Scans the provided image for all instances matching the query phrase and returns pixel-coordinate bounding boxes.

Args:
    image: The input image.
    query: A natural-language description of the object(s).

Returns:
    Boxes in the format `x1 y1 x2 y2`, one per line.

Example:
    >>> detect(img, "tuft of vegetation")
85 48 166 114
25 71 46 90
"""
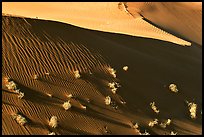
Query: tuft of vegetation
139 130 150 135
74 70 81 79
186 101 197 119
150 102 160 114
123 66 128 71
63 100 72 110
12 113 27 126
18 92 25 99
170 131 177 135
148 119 158 127
105 96 111 105
6 81 17 90
108 68 116 78
159 119 171 128
48 132 56 135
49 116 58 128
169 84 178 93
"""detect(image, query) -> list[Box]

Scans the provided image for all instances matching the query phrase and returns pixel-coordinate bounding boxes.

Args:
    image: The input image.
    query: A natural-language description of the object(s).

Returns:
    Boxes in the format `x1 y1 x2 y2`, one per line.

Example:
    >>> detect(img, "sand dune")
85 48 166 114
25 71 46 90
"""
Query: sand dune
125 2 202 45
2 14 202 135
2 2 192 46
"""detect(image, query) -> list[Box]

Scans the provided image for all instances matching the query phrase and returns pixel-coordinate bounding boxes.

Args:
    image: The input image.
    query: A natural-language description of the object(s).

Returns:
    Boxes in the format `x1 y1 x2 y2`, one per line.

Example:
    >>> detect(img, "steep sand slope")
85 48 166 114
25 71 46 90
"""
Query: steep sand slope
2 15 202 135
126 2 202 45
2 2 191 46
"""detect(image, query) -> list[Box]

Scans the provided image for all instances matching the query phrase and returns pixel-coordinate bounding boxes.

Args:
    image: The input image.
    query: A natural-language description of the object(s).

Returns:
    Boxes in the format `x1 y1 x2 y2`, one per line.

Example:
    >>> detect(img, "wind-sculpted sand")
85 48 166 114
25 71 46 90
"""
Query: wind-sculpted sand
2 2 191 46
2 2 202 135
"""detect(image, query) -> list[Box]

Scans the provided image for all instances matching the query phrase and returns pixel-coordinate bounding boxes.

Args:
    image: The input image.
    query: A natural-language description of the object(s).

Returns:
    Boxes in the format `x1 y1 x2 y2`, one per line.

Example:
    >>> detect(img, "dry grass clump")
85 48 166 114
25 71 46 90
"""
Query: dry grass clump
17 92 25 99
63 100 72 110
49 116 58 128
14 89 20 94
139 130 150 135
48 132 56 135
6 81 17 90
186 101 197 119
131 122 140 134
160 119 171 128
148 119 158 127
12 113 27 126
123 66 128 71
105 96 111 105
131 123 139 129
108 67 116 78
5 81 24 99
169 84 178 93
150 102 160 114
170 131 177 135
74 70 81 79
108 82 121 94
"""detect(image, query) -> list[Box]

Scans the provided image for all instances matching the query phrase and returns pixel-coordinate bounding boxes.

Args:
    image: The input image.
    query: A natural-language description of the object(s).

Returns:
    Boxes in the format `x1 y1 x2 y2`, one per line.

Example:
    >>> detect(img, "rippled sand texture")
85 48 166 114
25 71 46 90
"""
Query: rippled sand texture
2 2 202 135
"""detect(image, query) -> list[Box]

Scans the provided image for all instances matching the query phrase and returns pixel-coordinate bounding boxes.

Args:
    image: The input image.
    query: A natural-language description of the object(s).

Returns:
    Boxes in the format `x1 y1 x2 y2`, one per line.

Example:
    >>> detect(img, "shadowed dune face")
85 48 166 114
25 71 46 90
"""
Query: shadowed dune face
2 16 202 135
125 2 202 45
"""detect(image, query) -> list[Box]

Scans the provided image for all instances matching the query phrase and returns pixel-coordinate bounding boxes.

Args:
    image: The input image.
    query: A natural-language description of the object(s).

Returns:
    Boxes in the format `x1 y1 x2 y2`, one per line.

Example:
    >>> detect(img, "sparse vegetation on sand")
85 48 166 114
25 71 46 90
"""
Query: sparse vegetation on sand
148 119 158 127
74 70 81 79
150 102 160 114
169 84 178 93
186 101 197 119
49 116 58 128
63 100 72 110
6 81 17 90
105 96 111 105
12 113 27 126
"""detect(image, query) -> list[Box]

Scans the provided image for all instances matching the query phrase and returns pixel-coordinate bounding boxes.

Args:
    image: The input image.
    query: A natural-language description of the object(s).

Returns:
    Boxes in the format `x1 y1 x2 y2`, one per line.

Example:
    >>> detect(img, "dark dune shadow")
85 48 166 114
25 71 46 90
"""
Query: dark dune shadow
57 124 93 135
13 82 63 107
71 106 131 129
2 15 202 135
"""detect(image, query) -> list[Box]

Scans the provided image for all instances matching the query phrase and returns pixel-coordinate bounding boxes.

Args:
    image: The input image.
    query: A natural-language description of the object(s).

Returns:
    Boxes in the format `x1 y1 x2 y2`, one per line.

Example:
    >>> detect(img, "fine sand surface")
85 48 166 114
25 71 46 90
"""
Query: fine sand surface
2 2 202 135
2 14 202 135
2 2 191 46
125 2 202 45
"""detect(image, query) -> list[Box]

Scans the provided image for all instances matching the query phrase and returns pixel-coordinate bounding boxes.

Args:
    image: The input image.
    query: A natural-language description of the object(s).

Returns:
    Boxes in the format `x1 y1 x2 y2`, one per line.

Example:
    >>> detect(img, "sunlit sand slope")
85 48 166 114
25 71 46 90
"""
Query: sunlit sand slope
2 2 191 46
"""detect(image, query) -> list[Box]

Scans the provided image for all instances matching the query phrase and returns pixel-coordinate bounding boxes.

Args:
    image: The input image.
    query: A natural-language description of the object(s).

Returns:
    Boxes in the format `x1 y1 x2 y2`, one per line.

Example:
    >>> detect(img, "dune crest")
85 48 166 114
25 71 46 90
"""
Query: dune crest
2 2 191 46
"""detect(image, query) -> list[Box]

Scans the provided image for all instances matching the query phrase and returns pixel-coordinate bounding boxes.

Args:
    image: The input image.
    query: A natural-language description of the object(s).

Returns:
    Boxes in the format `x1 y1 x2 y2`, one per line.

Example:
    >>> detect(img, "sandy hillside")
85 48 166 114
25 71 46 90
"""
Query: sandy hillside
2 2 191 46
125 2 202 45
2 2 202 135
2 14 202 135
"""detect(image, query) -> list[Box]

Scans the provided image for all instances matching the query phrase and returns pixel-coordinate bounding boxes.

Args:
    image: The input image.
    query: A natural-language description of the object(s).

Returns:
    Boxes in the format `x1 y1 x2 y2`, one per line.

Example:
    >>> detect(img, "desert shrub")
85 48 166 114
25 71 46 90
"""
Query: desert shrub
48 132 56 135
123 66 128 71
63 100 72 110
18 92 25 99
105 96 111 105
148 119 158 127
74 70 80 79
187 102 197 119
12 113 27 126
150 102 160 114
170 131 177 135
6 81 17 90
169 84 178 93
108 68 116 78
49 116 58 128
